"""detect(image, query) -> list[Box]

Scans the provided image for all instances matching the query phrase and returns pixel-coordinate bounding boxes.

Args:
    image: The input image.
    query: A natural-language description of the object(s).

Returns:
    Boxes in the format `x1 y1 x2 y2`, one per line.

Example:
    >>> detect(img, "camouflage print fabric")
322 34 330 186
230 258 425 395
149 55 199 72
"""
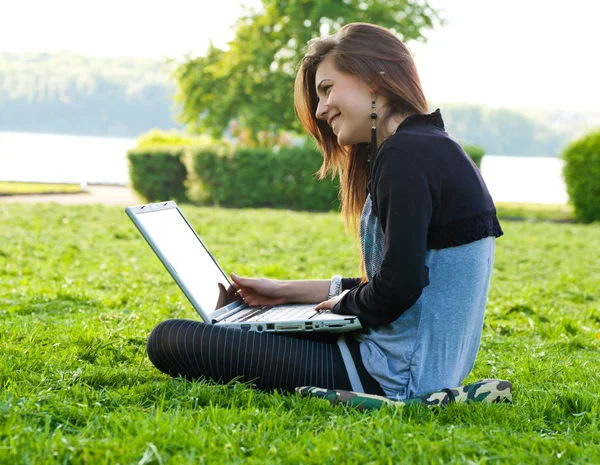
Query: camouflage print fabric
295 378 512 411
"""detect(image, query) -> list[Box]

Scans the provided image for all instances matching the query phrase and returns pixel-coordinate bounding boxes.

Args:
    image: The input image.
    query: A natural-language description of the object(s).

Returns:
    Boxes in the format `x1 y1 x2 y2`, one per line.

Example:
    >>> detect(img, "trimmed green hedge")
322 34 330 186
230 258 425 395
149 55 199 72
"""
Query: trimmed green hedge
563 129 600 223
190 144 340 211
462 144 486 169
127 146 188 203
135 128 216 148
126 133 488 211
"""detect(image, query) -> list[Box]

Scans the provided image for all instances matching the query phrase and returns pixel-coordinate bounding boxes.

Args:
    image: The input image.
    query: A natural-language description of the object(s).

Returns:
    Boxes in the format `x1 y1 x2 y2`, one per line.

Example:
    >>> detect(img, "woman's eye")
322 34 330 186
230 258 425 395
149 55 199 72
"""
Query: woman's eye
324 85 332 95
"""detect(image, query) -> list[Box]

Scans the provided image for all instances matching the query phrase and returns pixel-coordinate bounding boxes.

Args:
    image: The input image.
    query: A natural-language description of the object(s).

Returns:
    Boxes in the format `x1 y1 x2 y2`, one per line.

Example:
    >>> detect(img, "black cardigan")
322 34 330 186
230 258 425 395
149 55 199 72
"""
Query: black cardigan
332 109 503 325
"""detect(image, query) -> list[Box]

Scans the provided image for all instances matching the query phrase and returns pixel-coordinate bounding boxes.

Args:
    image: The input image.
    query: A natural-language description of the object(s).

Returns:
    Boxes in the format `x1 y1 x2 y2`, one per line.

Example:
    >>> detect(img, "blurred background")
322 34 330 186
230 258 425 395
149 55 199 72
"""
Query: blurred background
1 0 598 205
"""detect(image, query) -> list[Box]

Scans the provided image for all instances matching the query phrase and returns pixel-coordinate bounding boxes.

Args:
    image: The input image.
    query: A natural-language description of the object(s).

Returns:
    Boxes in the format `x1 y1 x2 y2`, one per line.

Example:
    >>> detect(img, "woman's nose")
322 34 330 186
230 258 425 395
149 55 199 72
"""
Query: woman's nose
316 100 328 121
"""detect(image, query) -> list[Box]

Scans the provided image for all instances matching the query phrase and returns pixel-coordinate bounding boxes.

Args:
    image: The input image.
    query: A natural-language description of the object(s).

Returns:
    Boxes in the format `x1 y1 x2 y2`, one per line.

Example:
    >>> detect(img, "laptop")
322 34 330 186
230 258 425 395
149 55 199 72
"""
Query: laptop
125 201 362 333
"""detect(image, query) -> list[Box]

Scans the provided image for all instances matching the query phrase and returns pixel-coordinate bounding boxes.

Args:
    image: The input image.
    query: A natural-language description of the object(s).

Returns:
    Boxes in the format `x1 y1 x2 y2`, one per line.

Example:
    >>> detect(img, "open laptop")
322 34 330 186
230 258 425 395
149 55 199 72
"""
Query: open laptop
125 201 362 333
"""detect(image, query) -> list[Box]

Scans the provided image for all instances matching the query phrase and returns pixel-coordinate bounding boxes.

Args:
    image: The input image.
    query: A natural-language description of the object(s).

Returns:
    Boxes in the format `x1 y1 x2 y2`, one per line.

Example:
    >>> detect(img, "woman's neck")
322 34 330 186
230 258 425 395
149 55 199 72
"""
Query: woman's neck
377 113 407 147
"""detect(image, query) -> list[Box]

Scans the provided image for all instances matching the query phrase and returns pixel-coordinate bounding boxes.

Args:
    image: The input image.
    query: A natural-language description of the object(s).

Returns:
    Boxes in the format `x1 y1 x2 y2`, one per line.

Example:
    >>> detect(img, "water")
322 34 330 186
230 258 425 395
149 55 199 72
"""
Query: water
480 155 568 204
0 131 135 185
0 131 569 204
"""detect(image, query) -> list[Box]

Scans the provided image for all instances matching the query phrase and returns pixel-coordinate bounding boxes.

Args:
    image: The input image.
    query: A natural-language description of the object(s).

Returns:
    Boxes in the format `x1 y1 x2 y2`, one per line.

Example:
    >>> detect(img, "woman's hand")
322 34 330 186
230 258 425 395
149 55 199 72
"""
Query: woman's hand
216 282 239 309
314 290 349 312
229 272 287 307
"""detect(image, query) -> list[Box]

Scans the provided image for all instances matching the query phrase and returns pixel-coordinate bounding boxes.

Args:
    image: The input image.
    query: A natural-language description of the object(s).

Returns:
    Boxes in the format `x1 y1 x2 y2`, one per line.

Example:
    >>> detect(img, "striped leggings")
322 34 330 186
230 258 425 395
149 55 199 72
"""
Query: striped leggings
146 319 355 393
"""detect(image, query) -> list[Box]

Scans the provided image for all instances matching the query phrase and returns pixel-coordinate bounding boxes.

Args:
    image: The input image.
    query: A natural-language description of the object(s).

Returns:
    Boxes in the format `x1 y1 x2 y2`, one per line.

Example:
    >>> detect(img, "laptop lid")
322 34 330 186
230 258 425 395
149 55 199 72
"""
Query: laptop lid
125 201 244 322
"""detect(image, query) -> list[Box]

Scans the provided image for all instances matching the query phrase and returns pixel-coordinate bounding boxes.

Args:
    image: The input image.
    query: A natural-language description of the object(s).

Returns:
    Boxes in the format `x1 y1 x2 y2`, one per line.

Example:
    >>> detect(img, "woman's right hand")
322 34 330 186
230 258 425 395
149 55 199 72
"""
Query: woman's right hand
229 272 287 307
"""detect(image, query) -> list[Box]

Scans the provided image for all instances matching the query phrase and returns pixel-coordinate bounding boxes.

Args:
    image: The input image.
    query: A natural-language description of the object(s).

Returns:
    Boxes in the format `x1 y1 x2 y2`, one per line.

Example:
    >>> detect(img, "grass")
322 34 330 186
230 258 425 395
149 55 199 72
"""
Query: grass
0 203 599 464
0 182 83 195
496 202 575 223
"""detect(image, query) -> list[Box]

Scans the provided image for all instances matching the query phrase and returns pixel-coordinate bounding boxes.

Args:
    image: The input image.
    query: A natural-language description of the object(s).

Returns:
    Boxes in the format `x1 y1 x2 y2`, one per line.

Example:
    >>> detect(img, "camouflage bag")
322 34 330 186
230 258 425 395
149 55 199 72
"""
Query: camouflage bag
295 378 512 411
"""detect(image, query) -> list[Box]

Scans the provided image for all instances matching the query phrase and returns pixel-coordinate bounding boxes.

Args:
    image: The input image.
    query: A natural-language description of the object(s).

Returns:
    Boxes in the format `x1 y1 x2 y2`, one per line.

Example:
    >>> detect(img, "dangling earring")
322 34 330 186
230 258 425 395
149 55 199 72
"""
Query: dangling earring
370 95 377 163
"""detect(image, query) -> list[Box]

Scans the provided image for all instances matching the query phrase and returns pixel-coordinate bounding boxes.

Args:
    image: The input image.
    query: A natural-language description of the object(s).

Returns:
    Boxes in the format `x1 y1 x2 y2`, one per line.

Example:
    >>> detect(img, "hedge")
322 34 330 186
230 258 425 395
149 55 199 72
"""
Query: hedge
462 144 486 169
190 144 340 211
135 128 216 148
563 129 600 223
127 145 188 203
126 135 488 210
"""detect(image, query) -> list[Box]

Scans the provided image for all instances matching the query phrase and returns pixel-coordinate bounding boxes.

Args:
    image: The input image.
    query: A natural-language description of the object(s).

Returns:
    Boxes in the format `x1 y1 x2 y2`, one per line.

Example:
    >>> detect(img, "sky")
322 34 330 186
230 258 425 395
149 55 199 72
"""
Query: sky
1 0 598 112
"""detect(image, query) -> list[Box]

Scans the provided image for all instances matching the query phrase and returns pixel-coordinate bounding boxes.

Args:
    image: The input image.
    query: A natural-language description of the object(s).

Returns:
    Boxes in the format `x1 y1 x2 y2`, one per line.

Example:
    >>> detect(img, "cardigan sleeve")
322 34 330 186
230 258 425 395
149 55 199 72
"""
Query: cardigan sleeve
341 277 361 291
331 148 432 326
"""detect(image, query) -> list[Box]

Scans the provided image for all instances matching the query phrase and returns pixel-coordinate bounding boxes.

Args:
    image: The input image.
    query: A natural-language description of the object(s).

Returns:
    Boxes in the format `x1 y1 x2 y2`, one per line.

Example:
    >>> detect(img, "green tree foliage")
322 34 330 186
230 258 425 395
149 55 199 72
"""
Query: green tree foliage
562 129 600 223
173 0 442 141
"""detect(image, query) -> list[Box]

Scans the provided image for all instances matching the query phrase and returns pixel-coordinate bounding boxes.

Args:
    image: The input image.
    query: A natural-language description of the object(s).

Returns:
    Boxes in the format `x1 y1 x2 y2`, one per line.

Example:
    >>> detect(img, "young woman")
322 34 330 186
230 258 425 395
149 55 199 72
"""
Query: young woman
146 22 503 400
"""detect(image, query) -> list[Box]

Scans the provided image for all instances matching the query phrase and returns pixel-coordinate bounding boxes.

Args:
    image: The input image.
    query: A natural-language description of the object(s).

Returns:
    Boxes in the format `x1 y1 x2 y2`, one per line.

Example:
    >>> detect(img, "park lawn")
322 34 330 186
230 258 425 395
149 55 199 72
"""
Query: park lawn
0 203 599 464
0 182 83 195
495 202 575 223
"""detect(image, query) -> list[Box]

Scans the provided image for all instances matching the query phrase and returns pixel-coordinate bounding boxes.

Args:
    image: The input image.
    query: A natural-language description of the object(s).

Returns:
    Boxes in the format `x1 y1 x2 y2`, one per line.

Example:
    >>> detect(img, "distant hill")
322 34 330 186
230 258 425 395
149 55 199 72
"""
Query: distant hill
0 52 183 137
1 52 597 155
433 103 593 157
435 103 600 157
521 107 600 141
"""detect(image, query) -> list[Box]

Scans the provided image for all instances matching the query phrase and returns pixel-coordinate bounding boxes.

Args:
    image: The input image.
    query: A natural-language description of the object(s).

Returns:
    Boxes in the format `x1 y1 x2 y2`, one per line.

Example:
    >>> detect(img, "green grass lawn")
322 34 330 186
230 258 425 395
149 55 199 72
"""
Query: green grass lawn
1 203 599 464
0 182 83 195
496 202 575 223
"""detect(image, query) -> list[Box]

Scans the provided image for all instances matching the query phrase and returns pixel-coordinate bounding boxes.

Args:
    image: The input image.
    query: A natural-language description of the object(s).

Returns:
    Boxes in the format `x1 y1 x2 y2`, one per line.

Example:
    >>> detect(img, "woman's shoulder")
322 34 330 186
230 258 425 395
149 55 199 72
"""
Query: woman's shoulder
387 120 457 149
379 124 468 168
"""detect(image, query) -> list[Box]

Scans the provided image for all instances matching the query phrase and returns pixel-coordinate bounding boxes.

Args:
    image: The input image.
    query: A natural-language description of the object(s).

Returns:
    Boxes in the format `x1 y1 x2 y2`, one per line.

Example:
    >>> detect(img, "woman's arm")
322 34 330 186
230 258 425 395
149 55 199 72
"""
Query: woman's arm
331 148 432 326
282 277 363 304
230 273 331 305
342 277 362 290
279 279 331 303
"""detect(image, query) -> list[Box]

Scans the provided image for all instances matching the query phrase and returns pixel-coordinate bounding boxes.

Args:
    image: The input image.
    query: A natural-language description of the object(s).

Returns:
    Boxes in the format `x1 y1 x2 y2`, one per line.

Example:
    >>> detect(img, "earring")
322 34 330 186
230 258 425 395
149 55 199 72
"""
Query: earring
370 95 377 163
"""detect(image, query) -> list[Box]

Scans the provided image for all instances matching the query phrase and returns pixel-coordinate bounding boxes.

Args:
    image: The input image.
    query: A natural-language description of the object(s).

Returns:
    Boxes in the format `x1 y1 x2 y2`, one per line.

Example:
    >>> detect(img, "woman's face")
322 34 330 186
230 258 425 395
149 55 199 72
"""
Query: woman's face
314 55 373 146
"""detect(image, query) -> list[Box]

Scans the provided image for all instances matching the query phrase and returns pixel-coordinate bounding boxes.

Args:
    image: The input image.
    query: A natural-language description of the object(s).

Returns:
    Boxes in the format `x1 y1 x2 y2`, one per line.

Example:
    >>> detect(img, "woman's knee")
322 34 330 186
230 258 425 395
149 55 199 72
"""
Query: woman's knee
146 319 196 373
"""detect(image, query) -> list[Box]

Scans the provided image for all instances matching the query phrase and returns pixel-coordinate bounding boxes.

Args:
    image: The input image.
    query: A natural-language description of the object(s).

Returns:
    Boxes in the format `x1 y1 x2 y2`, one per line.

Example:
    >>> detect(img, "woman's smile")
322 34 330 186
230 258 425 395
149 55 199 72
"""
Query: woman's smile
330 114 341 131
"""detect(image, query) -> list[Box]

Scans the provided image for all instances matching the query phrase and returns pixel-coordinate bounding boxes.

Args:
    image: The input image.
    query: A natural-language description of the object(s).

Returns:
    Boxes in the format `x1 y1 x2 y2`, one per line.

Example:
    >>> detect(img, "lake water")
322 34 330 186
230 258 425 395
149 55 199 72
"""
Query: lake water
0 131 135 186
0 131 569 204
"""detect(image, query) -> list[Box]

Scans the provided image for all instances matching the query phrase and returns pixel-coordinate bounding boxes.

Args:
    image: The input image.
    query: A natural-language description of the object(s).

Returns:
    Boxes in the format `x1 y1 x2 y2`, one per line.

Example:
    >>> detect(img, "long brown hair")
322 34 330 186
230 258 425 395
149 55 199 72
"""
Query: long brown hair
294 23 428 278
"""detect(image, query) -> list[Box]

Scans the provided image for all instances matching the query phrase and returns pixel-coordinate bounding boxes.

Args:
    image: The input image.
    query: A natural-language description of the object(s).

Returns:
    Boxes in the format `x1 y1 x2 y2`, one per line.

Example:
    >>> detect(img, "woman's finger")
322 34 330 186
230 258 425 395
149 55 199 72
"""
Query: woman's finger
314 301 327 310
230 272 249 284
231 273 258 292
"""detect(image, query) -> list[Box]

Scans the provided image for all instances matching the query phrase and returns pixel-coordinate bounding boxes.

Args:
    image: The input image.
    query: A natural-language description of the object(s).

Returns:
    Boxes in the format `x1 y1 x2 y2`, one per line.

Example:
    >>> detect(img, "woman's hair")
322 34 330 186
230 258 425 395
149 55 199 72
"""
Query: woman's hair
294 22 428 279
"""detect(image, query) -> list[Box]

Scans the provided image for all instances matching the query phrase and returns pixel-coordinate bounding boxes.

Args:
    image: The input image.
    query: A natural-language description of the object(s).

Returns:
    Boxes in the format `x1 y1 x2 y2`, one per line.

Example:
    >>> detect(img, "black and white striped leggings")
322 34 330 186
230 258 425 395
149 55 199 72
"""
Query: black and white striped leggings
146 319 384 394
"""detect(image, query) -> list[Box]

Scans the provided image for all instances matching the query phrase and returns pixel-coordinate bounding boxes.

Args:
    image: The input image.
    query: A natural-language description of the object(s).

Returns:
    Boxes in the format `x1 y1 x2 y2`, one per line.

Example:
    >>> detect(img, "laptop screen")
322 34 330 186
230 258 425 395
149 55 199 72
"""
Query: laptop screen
133 206 232 314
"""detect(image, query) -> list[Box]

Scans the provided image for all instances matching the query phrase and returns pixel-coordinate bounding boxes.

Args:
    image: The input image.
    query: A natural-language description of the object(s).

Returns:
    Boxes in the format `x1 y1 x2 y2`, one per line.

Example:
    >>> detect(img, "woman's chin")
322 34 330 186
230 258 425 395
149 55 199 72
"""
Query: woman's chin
336 130 350 146
337 133 361 147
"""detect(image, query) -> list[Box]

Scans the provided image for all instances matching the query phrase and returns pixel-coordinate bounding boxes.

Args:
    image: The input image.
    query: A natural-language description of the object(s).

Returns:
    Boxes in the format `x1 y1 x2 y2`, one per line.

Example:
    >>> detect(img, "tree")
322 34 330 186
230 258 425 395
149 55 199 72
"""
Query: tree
172 0 442 143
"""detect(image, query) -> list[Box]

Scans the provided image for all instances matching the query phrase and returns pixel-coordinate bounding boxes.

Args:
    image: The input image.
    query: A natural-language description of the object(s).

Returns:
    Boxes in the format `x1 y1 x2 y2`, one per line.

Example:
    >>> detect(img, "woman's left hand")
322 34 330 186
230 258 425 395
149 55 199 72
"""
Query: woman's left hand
314 290 349 312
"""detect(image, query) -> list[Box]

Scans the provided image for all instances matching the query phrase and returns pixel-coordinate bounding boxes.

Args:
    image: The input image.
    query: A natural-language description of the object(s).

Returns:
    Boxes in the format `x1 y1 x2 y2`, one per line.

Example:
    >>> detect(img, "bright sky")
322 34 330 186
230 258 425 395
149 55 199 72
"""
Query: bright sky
2 0 598 112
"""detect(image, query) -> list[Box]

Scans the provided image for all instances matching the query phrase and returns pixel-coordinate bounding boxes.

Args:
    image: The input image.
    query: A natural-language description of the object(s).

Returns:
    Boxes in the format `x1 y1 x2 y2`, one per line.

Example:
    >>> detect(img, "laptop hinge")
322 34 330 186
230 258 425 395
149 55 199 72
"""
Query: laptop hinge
208 300 246 324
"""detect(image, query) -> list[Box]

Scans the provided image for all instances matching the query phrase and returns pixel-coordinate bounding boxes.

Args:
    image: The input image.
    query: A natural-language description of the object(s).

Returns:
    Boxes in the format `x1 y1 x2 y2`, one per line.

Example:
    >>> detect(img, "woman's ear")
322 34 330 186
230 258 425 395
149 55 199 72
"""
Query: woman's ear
369 71 387 95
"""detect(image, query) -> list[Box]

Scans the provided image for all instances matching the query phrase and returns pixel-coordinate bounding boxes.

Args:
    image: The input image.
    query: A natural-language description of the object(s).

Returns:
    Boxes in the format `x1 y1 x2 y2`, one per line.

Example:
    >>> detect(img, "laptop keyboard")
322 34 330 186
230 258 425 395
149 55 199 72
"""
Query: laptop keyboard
230 304 319 323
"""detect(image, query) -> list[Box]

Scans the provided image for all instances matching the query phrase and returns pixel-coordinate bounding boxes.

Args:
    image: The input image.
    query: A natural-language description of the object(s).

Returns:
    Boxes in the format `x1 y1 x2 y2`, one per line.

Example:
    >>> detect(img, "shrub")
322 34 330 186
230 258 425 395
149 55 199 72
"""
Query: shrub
462 144 486 169
190 143 340 211
127 146 188 203
563 129 600 223
135 128 212 148
129 130 231 203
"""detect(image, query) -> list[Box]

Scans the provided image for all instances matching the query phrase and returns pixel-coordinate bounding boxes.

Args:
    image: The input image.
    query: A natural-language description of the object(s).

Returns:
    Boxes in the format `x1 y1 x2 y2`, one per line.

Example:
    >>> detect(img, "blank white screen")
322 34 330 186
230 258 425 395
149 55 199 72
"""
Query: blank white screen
135 208 231 313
